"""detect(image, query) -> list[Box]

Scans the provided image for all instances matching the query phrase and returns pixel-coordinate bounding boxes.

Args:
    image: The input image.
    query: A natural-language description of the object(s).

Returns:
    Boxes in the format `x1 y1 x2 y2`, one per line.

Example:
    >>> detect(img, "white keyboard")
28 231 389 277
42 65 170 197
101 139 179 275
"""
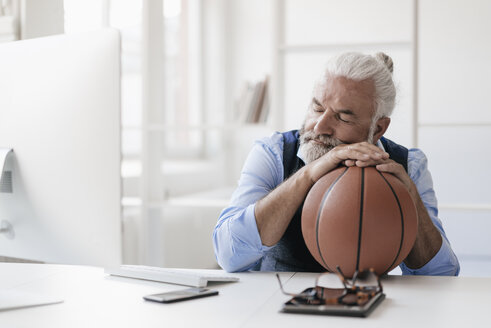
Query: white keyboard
104 265 239 288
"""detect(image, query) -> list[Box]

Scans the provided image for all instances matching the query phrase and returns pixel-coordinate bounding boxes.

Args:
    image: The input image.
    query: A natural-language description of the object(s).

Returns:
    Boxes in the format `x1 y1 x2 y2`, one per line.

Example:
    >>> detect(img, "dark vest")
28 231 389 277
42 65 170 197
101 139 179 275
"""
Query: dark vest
258 130 409 272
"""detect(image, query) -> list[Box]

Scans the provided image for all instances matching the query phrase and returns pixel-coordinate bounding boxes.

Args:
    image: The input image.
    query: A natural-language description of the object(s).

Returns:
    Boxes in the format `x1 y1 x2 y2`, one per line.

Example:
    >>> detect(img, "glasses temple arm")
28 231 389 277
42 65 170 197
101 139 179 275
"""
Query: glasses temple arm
276 273 295 297
335 265 350 288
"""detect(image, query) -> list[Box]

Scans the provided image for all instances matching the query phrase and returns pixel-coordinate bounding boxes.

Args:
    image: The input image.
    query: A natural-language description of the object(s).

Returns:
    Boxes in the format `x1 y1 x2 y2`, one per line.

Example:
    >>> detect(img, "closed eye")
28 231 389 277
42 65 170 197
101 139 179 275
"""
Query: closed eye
336 113 351 123
312 98 325 112
335 108 355 123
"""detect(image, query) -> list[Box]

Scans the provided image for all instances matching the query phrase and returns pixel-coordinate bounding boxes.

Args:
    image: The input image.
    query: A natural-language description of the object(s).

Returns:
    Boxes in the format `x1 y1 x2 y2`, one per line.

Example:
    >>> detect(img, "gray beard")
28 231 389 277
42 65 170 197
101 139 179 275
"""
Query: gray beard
298 129 342 164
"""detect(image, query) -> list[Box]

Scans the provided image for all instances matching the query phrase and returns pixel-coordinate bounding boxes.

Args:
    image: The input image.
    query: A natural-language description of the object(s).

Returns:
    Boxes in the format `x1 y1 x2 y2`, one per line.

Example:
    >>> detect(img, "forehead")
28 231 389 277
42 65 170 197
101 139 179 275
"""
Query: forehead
315 76 376 118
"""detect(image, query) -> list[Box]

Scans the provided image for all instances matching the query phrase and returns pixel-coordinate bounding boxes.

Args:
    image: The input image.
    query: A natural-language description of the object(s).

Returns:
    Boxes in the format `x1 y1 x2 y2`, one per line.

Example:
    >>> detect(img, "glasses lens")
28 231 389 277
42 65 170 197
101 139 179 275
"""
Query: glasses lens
352 270 379 289
316 272 345 289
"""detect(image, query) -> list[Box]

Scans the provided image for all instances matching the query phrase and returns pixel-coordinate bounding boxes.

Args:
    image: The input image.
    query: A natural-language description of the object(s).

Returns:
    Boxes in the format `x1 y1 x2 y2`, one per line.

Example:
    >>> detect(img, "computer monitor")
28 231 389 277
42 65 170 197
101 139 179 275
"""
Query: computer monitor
0 29 122 266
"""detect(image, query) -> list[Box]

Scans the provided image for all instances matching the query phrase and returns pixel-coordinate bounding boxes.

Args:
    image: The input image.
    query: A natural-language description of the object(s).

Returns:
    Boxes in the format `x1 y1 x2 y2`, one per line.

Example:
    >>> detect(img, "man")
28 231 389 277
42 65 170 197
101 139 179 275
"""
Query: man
213 52 460 275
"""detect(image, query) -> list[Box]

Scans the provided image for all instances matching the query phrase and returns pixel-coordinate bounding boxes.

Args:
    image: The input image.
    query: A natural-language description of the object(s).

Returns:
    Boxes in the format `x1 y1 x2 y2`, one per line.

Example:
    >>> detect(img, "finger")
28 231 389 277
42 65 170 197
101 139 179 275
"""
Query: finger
353 157 392 167
376 161 408 182
376 161 402 173
355 159 383 167
334 147 371 162
344 159 356 167
375 163 391 171
344 143 389 160
325 143 389 170
376 161 414 192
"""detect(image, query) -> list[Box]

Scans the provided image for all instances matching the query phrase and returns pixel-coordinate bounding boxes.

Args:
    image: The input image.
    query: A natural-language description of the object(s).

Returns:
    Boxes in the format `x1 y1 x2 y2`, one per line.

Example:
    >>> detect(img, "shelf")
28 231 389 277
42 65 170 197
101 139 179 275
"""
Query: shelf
279 41 412 53
122 186 234 209
122 123 272 132
418 122 491 128
121 158 219 178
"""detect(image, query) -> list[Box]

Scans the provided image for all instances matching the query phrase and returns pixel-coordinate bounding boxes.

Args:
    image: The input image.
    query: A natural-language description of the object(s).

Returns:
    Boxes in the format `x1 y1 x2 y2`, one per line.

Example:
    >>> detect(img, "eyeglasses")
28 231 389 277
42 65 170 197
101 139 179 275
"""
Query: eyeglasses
276 266 382 306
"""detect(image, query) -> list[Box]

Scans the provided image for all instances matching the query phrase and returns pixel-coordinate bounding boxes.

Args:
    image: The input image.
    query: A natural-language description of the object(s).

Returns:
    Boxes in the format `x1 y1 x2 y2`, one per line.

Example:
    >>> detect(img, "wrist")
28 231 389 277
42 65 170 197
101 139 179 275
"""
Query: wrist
304 157 338 183
299 165 317 187
407 181 420 203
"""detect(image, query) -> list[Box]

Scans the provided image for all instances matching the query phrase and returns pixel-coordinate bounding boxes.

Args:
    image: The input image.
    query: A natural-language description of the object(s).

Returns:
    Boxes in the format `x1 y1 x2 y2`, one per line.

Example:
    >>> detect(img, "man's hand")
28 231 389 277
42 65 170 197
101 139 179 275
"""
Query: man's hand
307 142 389 182
376 159 417 198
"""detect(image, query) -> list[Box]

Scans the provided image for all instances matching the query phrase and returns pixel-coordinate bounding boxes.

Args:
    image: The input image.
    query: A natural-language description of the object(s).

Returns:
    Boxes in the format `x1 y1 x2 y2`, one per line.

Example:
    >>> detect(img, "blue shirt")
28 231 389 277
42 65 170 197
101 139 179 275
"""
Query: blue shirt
213 132 460 275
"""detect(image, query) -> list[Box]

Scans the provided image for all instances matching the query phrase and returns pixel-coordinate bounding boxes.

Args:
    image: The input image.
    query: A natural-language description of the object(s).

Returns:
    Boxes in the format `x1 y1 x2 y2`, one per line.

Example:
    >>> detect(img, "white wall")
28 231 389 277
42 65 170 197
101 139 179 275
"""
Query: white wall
418 0 491 270
21 0 64 39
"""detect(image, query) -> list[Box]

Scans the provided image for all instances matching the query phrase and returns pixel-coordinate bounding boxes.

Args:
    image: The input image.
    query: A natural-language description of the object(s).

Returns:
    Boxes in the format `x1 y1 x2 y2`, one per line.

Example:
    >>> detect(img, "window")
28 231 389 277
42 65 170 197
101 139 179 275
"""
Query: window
64 0 203 157
64 0 206 187
161 0 204 158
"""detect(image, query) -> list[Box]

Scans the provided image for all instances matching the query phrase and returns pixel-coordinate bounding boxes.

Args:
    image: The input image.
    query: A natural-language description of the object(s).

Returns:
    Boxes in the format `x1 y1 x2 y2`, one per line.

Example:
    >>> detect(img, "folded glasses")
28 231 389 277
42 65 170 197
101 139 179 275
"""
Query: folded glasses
276 266 383 306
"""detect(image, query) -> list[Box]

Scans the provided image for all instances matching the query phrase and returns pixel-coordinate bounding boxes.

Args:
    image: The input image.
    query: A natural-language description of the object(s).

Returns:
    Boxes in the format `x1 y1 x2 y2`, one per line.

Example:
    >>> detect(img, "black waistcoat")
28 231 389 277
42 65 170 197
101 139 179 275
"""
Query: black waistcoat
258 130 408 272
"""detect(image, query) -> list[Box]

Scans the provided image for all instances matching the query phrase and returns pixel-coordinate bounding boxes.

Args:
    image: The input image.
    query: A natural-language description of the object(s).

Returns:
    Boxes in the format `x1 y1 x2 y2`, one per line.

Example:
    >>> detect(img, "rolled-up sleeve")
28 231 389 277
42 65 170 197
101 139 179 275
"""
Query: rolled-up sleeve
213 133 284 272
400 148 460 276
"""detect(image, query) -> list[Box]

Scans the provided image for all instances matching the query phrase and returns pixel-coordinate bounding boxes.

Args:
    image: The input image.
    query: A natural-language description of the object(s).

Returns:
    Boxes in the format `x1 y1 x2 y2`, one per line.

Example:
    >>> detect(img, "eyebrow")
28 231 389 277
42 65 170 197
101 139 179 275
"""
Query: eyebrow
312 98 355 116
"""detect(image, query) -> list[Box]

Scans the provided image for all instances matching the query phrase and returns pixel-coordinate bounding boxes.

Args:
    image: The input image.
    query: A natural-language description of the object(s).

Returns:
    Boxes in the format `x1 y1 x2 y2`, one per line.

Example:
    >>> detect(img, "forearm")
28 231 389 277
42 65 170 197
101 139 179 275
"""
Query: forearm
379 148 460 275
403 185 442 269
255 167 315 246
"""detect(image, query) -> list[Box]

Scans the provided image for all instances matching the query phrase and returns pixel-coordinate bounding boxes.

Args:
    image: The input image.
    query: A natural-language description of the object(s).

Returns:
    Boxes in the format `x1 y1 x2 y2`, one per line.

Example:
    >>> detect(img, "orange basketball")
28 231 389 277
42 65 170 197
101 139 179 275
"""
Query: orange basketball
302 166 418 277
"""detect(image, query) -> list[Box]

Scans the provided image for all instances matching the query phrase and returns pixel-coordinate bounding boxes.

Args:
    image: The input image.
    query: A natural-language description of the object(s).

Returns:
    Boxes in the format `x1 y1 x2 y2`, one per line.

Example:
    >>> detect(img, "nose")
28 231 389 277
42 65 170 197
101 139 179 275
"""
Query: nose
314 109 336 136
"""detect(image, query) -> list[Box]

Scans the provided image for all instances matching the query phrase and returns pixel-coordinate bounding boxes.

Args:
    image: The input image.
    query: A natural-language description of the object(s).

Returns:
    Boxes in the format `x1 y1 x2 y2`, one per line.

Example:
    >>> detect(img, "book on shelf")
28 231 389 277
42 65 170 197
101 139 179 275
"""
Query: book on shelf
0 15 16 43
0 15 15 34
235 76 270 124
235 82 253 123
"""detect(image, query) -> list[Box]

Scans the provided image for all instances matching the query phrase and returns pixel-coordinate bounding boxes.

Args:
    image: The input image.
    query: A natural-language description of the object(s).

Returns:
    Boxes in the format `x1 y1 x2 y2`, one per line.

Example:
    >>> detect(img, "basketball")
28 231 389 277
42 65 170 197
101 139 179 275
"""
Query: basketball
301 166 418 277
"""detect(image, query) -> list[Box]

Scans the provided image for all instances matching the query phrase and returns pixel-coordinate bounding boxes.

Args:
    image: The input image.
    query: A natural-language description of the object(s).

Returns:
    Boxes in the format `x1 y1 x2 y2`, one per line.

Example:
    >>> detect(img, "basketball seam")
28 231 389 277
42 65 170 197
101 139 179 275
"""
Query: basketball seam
377 171 405 275
356 168 365 272
315 167 349 272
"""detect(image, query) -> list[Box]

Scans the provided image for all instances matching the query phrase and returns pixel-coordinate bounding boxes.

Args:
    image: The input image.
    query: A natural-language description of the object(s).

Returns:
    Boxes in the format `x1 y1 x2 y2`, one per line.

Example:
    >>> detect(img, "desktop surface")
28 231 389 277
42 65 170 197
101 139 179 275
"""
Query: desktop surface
0 263 489 327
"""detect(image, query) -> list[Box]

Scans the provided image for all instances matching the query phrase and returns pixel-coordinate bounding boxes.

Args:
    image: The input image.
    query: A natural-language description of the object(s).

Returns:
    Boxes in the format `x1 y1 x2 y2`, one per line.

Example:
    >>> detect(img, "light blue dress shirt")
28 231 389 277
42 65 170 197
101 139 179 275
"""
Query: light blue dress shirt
213 132 460 275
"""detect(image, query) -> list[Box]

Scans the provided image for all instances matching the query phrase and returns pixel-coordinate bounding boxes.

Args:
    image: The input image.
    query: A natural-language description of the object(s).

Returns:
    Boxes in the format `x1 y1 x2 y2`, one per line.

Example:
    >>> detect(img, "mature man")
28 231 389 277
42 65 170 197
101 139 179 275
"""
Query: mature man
213 52 460 275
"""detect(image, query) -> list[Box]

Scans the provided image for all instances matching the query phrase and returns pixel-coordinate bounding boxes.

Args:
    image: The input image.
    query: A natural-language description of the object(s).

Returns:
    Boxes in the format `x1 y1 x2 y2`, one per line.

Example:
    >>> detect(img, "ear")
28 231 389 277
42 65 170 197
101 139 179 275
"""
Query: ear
372 117 391 143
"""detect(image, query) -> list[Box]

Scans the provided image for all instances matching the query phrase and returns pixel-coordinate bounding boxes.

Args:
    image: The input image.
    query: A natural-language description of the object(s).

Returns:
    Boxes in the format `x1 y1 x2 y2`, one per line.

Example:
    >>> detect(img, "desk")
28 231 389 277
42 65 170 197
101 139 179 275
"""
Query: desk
0 263 489 327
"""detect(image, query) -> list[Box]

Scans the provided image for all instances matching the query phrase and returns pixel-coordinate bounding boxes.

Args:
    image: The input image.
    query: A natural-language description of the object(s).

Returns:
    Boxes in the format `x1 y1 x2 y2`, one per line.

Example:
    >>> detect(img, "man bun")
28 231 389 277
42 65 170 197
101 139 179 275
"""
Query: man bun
375 52 394 74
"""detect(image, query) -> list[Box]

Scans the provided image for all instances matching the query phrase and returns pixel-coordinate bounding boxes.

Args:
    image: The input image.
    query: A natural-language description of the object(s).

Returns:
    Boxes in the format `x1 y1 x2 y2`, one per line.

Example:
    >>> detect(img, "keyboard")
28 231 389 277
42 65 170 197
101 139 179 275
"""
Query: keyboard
104 265 240 287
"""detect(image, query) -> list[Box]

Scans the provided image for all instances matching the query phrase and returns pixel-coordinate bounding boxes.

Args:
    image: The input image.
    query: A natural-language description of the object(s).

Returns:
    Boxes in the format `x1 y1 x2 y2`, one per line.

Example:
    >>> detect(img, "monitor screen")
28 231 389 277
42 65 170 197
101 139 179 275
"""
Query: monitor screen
0 29 122 266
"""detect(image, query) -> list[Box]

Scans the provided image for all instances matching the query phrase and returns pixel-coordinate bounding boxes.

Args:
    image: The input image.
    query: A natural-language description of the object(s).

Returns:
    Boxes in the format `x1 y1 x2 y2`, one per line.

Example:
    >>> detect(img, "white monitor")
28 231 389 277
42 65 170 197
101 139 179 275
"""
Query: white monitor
0 29 122 266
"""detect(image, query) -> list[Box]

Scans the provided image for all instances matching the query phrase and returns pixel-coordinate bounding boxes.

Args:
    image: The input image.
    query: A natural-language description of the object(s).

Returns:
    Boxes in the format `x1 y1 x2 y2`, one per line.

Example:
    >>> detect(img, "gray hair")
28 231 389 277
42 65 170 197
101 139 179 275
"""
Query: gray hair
318 52 396 120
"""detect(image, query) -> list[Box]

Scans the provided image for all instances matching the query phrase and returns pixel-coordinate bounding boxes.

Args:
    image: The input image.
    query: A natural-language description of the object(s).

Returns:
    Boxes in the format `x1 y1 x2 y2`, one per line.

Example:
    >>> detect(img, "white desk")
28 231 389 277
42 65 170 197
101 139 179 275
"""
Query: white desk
0 263 489 327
